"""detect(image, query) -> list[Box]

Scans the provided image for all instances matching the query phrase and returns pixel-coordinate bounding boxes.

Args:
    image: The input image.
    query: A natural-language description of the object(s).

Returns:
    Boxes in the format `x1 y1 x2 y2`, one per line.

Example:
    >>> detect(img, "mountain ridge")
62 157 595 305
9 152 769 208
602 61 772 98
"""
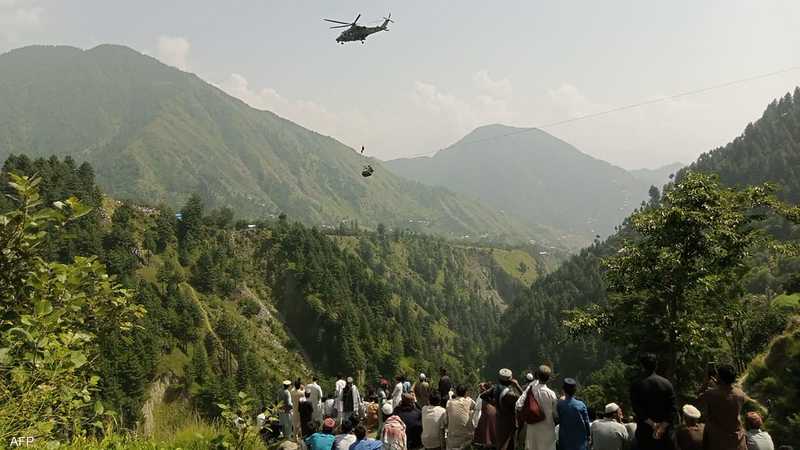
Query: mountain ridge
629 162 684 187
0 44 565 245
386 124 652 242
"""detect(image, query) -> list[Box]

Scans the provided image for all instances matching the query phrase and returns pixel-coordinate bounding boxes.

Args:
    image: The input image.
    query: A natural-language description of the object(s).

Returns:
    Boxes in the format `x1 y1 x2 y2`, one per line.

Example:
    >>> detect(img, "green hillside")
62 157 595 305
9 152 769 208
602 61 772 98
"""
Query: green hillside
385 124 653 244
490 89 800 432
0 45 556 245
0 155 541 444
685 88 800 203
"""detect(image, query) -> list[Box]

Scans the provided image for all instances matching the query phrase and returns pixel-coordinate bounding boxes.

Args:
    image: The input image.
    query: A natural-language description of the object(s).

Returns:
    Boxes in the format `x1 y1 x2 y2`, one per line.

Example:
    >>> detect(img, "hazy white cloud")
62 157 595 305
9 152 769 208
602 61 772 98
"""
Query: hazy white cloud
539 82 726 168
411 70 516 146
473 70 512 99
218 73 335 126
546 83 607 119
156 36 190 70
0 0 44 43
216 73 373 152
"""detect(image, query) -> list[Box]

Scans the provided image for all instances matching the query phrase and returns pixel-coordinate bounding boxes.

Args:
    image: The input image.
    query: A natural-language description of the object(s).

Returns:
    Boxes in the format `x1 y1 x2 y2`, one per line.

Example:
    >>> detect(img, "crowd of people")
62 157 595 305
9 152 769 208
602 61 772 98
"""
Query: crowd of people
262 356 793 450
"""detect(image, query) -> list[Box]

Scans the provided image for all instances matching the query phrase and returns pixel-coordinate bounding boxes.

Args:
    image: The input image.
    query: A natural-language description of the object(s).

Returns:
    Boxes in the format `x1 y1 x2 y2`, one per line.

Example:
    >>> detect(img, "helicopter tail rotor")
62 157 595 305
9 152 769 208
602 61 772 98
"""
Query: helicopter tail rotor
381 13 394 29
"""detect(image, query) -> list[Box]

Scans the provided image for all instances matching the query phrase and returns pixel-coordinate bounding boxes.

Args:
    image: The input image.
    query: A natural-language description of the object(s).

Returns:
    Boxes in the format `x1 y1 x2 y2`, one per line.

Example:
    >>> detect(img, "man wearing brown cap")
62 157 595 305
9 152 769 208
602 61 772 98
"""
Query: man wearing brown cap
305 418 337 450
744 412 774 450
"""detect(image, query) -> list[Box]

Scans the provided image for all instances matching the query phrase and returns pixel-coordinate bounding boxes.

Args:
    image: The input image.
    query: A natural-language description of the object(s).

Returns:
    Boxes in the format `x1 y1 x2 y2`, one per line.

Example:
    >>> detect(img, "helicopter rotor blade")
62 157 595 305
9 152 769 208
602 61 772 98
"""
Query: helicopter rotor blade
329 24 351 29
323 18 351 25
353 14 361 24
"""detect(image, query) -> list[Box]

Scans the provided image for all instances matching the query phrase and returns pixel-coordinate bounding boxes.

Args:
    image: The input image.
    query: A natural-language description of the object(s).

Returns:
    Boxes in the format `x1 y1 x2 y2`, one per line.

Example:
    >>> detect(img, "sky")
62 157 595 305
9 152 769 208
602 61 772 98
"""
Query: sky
1 0 799 169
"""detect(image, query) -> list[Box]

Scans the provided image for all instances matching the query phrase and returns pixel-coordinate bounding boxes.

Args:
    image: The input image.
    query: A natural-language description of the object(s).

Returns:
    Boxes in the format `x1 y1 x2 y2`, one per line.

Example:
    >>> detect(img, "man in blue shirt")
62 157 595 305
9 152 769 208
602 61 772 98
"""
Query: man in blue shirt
305 418 336 450
350 424 384 450
556 378 590 450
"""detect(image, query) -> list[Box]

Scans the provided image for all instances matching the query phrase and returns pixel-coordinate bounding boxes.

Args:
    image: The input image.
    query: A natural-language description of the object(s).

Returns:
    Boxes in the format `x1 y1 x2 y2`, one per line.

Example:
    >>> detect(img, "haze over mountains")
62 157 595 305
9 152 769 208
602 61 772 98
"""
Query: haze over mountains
386 125 661 240
0 44 559 243
629 161 684 187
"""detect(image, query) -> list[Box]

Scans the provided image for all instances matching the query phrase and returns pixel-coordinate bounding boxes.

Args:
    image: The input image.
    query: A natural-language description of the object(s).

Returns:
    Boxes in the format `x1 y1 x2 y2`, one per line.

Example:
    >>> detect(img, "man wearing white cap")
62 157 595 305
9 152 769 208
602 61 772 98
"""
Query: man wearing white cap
337 376 362 425
278 380 294 439
674 404 704 450
413 373 431 407
589 402 628 450
381 402 408 450
480 368 523 450
524 372 535 389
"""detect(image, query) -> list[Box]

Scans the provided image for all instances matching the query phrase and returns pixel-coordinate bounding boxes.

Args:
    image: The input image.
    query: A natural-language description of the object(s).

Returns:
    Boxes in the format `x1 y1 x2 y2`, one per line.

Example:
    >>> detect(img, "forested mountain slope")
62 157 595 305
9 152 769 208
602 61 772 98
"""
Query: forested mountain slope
686 88 800 202
0 44 553 243
0 155 540 433
490 89 800 440
386 124 652 242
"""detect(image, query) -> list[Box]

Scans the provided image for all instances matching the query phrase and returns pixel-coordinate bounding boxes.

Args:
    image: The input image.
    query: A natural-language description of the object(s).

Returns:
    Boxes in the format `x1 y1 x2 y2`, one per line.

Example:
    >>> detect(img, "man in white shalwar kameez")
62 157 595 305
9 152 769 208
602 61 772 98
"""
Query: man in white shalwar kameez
515 365 558 450
307 375 324 422
335 374 347 398
391 375 405 409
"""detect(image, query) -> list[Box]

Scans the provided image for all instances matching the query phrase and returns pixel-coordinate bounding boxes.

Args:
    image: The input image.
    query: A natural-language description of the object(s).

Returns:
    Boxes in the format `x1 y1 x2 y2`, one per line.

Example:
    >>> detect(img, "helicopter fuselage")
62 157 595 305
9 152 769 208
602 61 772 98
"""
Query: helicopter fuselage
336 25 387 43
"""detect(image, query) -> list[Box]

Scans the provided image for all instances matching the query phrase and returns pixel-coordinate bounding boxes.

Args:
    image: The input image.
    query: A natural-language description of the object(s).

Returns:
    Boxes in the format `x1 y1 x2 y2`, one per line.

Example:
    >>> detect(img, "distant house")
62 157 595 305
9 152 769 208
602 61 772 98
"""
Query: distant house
175 213 183 220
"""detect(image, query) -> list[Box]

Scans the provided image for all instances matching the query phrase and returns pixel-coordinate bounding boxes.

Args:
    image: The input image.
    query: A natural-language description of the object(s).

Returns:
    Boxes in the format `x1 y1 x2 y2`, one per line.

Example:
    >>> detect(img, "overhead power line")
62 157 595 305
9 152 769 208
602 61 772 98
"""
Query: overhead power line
403 65 800 158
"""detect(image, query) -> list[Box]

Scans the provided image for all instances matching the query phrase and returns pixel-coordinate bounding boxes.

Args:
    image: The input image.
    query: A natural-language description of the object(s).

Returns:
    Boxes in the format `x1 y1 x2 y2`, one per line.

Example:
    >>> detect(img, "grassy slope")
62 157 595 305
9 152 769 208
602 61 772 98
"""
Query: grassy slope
490 248 539 286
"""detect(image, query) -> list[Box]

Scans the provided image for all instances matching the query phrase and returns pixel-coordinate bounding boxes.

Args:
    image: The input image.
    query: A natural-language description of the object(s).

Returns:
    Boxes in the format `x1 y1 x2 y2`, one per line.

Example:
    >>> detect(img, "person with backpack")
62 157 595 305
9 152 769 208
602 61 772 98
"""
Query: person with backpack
382 402 408 450
515 365 558 450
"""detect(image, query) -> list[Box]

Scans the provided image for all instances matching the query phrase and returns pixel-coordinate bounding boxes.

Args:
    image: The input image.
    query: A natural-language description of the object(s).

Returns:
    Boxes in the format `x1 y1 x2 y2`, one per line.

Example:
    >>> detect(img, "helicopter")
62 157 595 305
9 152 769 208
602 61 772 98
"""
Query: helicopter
324 13 393 44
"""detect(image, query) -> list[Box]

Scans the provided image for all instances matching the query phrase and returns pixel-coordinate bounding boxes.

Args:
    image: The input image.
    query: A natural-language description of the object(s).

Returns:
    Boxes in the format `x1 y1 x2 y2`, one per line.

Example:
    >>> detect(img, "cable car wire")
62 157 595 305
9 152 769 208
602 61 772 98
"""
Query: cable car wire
402 65 800 159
